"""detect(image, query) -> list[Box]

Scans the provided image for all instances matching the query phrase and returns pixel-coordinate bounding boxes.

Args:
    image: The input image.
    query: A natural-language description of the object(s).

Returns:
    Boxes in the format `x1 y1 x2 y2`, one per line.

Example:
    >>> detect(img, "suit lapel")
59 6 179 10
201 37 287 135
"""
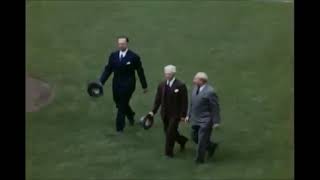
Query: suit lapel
198 84 208 97
171 79 178 91
192 86 198 101
161 79 177 103
122 50 129 64
118 50 130 65
115 51 122 65
192 87 196 97
161 81 166 103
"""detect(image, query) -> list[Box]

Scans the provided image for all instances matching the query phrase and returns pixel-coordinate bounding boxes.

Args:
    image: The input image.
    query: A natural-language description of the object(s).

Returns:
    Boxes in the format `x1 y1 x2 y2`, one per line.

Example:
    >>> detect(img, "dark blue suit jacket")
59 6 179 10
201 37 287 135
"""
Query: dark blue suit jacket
99 49 147 94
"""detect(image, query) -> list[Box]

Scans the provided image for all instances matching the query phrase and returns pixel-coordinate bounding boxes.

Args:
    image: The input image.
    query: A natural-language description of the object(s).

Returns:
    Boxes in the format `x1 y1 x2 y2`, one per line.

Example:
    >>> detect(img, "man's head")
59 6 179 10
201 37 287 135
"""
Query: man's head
117 36 129 51
164 65 176 81
193 72 208 87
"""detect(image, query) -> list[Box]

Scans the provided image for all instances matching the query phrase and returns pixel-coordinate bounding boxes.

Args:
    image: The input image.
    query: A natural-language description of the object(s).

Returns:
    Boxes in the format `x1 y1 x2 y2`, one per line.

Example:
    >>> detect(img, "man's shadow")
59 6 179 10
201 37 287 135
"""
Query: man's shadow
174 142 240 164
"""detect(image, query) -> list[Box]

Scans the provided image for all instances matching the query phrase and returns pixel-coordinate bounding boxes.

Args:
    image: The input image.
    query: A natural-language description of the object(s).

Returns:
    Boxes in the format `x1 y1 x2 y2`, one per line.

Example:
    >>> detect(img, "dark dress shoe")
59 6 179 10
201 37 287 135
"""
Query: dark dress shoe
208 143 218 158
128 113 135 126
195 159 204 164
129 120 135 126
116 131 124 136
165 154 174 159
180 139 188 152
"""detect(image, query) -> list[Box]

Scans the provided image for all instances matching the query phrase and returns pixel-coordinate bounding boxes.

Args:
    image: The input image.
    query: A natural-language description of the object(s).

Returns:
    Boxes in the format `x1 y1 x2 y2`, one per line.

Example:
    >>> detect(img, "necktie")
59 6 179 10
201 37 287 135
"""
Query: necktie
120 54 124 61
196 86 200 95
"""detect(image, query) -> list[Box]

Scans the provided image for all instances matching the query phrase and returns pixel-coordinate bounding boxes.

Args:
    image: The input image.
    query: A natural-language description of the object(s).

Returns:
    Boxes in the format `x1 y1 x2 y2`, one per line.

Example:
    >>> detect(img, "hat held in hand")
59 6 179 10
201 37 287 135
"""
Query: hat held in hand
139 112 154 130
87 81 103 97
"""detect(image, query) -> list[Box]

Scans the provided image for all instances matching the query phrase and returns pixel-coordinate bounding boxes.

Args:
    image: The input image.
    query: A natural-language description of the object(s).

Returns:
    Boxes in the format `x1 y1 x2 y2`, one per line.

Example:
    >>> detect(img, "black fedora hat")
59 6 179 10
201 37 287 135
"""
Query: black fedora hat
87 81 103 97
139 113 154 130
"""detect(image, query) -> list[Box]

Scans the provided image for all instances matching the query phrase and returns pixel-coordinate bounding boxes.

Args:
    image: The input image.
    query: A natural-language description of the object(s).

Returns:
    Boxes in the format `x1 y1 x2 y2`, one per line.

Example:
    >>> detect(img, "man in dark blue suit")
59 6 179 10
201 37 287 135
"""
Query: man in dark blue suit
99 36 148 133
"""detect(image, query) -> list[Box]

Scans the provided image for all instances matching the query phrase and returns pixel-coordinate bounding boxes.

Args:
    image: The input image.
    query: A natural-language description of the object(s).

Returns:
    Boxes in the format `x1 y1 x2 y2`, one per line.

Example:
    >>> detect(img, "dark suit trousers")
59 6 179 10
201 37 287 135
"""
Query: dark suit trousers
162 115 188 156
113 90 135 132
191 125 214 161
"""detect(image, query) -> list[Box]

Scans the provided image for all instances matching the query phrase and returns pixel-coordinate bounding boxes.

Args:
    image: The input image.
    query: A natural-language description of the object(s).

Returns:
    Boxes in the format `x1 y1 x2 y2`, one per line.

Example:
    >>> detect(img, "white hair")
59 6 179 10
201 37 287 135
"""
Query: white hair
164 65 176 74
195 72 208 81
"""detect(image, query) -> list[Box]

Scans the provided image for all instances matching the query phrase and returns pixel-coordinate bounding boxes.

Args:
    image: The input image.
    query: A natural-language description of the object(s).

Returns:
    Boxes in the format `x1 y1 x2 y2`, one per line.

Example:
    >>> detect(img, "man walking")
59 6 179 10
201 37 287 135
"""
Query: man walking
99 36 148 133
148 65 188 158
186 72 220 164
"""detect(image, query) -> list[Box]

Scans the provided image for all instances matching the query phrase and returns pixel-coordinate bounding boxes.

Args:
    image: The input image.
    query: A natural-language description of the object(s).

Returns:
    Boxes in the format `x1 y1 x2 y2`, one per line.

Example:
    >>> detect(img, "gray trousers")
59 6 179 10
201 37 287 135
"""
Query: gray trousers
191 124 214 161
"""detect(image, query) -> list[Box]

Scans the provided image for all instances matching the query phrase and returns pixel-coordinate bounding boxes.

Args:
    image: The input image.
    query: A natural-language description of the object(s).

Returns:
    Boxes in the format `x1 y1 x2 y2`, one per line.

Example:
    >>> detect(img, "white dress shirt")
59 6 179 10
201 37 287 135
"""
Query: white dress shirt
119 48 128 59
166 78 176 87
199 84 206 92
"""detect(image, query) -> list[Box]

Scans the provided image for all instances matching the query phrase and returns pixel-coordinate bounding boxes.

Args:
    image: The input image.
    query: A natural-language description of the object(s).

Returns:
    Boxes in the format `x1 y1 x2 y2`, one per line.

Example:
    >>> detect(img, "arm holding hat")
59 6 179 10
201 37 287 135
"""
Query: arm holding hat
99 54 113 85
150 83 162 116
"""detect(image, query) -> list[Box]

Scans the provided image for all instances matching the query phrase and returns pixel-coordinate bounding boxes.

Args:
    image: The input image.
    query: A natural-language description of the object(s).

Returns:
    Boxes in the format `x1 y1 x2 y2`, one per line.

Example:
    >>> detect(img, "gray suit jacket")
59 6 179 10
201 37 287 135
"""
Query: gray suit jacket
188 84 221 126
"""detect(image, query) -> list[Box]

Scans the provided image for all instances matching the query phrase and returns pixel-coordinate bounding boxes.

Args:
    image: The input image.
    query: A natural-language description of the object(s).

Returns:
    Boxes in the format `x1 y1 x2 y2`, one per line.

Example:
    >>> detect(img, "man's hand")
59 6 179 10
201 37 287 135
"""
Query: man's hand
148 112 154 117
143 88 148 94
93 88 100 95
183 116 189 123
213 123 220 129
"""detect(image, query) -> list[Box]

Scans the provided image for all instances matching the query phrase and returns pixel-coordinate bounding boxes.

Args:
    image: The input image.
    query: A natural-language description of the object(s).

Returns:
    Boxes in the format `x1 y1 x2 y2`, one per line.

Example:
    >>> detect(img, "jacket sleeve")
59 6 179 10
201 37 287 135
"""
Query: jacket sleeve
99 54 113 85
208 91 221 124
179 84 188 118
135 55 148 89
188 91 192 118
152 83 162 115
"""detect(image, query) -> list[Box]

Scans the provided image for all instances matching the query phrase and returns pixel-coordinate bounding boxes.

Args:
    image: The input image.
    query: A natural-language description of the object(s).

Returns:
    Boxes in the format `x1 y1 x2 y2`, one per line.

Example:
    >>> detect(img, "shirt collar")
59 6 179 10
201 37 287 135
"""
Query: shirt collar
199 84 206 92
167 77 176 87
119 48 128 56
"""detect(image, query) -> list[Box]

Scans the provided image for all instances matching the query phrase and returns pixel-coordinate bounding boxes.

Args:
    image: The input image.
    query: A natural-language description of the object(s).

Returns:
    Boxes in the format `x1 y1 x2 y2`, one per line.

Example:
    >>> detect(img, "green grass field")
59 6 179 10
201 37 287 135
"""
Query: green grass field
26 1 293 179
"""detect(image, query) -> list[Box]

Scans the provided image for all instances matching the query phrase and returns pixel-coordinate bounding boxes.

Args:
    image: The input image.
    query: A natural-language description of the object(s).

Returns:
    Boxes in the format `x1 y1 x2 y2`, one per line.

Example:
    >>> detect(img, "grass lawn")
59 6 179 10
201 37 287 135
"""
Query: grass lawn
26 0 293 179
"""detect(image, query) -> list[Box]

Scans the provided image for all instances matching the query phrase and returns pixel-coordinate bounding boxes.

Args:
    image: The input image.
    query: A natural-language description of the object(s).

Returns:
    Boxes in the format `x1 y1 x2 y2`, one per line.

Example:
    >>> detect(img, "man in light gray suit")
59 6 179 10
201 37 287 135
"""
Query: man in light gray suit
186 72 220 164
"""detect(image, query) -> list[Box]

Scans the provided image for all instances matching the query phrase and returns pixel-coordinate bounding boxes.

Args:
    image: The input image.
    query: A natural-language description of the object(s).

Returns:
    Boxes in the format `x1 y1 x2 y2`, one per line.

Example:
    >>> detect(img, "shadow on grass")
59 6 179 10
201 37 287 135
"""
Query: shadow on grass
175 142 244 165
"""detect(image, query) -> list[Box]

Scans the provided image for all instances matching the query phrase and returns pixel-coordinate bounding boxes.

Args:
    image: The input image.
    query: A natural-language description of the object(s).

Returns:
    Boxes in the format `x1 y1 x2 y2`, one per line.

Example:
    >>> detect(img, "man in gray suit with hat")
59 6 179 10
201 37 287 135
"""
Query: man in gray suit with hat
186 72 220 164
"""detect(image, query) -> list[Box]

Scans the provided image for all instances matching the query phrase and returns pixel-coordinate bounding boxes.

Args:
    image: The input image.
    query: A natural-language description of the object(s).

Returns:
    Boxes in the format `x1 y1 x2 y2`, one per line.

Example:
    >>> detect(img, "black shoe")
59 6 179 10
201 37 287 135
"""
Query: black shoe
128 113 135 126
129 120 135 126
116 131 124 136
180 139 188 152
195 159 204 164
208 143 218 158
165 154 174 159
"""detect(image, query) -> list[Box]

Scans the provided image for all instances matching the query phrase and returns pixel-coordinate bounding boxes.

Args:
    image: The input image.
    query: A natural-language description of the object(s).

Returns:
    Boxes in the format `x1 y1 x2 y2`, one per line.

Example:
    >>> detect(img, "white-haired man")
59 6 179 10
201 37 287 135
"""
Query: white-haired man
148 65 188 158
186 72 221 164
